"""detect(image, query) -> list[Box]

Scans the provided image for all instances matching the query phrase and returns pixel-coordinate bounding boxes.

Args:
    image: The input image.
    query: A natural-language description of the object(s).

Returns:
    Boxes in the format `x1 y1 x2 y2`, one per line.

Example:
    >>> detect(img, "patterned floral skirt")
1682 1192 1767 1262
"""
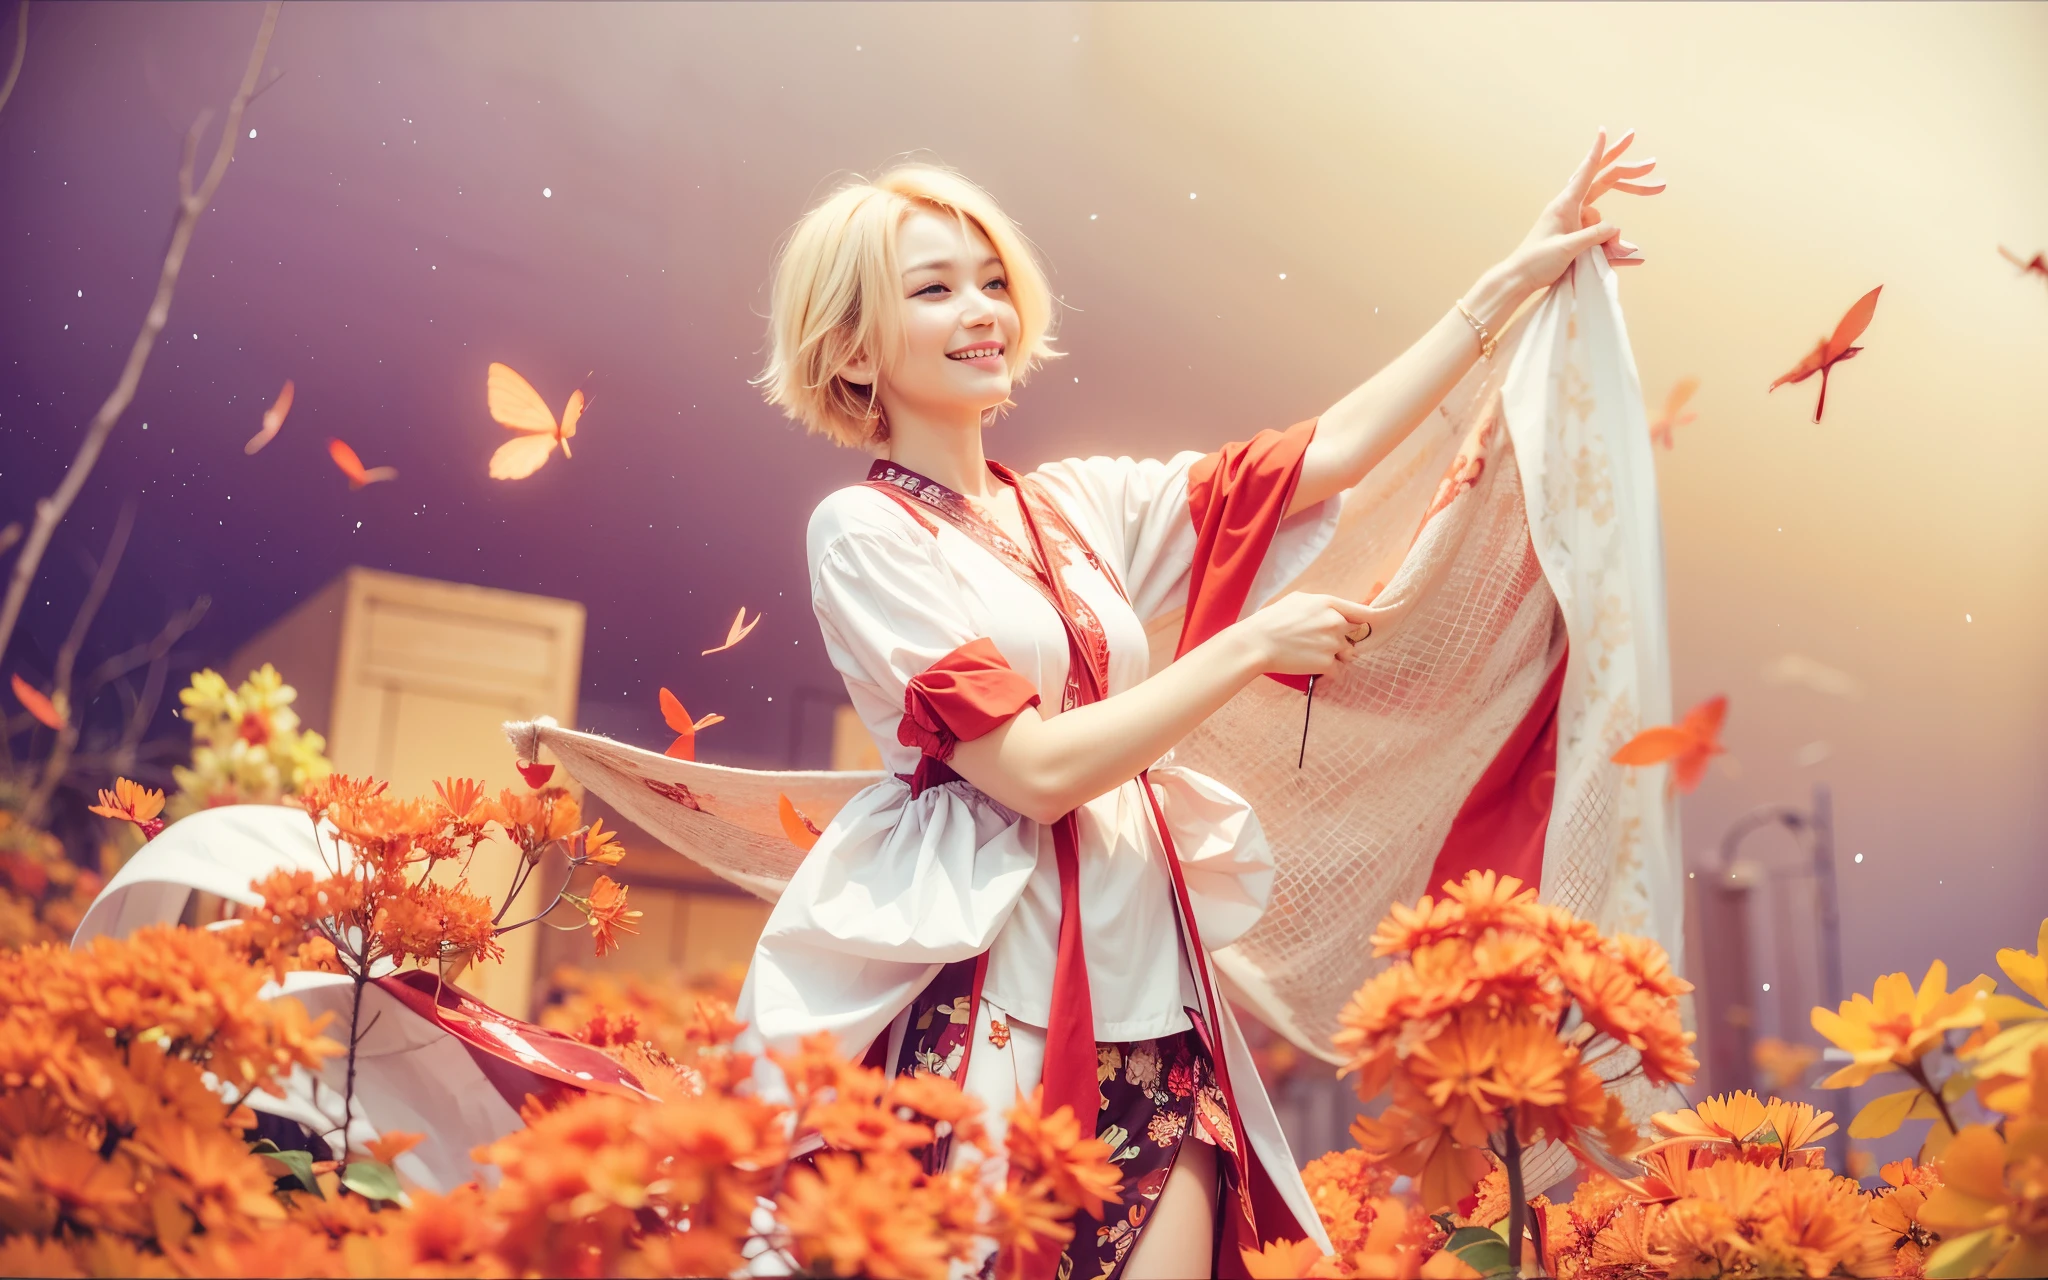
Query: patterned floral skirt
891 959 1242 1280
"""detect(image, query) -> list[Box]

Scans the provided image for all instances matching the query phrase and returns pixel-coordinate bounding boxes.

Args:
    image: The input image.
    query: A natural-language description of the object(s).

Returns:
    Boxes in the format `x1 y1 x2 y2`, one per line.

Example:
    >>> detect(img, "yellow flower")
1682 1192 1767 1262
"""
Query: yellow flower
1918 1121 2048 1279
1809 961 1996 1088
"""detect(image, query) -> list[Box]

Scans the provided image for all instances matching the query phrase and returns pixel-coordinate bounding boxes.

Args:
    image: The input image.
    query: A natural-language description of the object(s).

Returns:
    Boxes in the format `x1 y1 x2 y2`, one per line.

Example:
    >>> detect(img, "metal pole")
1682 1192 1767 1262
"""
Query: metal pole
1716 803 1846 1130
1807 784 1851 1172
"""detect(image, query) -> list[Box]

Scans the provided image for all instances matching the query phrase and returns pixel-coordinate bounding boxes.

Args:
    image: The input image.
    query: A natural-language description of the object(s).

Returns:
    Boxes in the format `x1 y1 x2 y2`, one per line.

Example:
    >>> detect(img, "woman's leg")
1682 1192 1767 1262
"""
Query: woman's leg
1121 1136 1218 1280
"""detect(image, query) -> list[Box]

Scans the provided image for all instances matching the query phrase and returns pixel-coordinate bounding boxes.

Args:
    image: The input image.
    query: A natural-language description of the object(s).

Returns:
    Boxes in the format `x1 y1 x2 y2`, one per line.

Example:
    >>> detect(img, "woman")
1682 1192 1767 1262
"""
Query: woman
737 130 1661 1279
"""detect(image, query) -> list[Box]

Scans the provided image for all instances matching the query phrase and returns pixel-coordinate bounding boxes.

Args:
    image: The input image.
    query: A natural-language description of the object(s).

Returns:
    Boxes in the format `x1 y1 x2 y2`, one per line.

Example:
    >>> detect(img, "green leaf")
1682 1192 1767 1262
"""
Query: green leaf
339 1158 405 1204
1445 1226 1513 1278
1849 1087 1922 1139
250 1139 321 1196
1926 1228 2003 1279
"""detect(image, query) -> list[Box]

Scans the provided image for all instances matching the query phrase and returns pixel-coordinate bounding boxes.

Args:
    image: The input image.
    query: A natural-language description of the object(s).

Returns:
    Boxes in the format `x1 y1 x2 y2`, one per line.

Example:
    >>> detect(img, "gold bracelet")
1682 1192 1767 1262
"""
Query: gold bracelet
1455 299 1497 361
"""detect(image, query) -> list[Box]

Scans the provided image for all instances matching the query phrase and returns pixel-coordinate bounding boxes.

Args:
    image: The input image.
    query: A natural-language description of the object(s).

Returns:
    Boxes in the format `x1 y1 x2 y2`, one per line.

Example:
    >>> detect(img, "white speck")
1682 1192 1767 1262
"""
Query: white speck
1854 853 1864 864
854 43 861 50
192 333 198 339
1966 613 1972 622
542 187 552 198
142 423 148 430
1089 213 1098 220
355 521 362 529
1073 376 1079 382
248 128 257 139
1189 192 1197 200
431 265 436 270
1278 273 1286 280
76 290 82 297
1688 871 1695 879
1761 982 1771 992
1073 33 1079 41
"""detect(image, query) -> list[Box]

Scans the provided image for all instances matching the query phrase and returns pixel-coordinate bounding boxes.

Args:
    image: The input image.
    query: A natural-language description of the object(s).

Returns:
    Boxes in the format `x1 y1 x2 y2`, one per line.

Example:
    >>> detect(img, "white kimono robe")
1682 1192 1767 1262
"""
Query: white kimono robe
734 441 1341 1251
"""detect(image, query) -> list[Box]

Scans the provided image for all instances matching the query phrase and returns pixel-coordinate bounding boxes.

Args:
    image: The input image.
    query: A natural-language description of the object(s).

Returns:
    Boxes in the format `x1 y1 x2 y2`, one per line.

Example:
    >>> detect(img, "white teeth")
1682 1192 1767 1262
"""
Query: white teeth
949 348 1000 360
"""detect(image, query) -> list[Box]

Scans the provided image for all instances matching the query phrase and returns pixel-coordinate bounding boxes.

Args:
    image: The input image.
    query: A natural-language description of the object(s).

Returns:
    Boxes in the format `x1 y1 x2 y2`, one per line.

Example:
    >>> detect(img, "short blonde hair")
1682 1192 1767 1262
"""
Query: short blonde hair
756 163 1060 449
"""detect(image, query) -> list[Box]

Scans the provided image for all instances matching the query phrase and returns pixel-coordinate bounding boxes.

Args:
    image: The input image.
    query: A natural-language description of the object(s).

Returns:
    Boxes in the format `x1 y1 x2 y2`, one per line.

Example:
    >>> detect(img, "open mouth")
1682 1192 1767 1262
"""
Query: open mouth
946 344 1004 364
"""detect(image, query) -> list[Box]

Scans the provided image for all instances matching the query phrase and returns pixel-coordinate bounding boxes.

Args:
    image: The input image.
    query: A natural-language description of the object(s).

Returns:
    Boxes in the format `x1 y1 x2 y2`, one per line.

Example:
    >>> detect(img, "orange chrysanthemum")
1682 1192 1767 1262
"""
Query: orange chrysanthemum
584 875 642 958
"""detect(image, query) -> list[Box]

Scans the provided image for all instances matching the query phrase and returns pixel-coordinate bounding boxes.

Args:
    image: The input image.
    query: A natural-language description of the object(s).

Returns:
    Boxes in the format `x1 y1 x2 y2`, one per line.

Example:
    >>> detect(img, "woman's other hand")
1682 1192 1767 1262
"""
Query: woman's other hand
1505 127 1664 294
1237 592 1375 678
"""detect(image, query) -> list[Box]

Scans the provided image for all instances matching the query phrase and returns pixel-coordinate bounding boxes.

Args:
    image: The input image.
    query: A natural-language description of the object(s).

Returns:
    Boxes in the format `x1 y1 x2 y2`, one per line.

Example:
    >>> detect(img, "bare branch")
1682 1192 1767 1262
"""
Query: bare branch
108 596 209 777
25 507 134 820
0 1 279 666
176 109 211 205
0 2 26 120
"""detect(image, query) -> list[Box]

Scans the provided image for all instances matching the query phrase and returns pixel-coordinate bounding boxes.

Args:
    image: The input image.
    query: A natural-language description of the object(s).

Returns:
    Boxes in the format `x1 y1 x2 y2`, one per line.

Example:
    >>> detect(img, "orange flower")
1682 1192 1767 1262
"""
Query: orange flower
1241 1236 1346 1278
575 817 626 866
777 1152 953 1280
1004 1086 1122 1220
1753 1036 1820 1092
432 776 486 823
87 777 167 839
583 875 641 958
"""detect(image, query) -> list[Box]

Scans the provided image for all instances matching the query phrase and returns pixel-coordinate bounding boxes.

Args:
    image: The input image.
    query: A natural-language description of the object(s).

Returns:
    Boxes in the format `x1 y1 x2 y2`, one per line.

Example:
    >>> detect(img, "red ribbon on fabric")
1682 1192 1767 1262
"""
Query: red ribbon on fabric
1424 648 1567 894
372 970 652 1116
1176 419 1319 691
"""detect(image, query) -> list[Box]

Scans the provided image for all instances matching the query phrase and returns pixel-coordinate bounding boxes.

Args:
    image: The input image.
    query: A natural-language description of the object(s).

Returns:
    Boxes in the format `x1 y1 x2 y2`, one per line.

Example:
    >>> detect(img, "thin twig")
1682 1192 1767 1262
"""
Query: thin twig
25 507 133 822
0 1 279 665
106 596 208 776
0 1 27 119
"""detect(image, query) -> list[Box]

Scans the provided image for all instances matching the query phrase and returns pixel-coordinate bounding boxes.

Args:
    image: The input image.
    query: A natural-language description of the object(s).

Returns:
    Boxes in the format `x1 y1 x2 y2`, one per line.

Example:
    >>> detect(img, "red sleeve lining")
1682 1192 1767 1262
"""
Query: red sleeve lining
897 637 1042 761
1176 419 1318 684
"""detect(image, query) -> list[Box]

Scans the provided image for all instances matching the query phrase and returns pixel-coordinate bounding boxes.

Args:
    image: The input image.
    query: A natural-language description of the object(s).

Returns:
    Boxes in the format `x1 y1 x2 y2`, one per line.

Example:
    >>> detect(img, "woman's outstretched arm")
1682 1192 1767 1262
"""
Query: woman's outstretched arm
948 591 1370 824
1290 127 1665 515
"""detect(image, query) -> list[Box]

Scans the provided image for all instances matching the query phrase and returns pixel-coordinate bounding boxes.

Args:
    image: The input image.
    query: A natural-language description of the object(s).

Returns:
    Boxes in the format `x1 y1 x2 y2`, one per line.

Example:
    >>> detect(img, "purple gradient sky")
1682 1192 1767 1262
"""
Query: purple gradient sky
4 1 2047 1052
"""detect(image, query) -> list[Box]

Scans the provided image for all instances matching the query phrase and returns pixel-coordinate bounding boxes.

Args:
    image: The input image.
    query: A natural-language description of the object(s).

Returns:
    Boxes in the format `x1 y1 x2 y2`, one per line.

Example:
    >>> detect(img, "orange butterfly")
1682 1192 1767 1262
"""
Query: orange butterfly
778 794 822 852
1999 246 2048 281
1649 377 1699 450
244 379 294 455
658 687 724 761
487 363 585 480
328 438 397 488
1768 286 1881 423
701 607 761 656
10 673 62 730
1611 695 1727 794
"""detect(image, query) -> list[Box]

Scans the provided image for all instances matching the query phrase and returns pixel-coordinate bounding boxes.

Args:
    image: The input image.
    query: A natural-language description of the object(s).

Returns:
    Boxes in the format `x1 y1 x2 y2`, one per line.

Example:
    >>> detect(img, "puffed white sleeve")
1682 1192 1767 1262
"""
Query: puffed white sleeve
1028 422 1342 635
735 498 1042 1065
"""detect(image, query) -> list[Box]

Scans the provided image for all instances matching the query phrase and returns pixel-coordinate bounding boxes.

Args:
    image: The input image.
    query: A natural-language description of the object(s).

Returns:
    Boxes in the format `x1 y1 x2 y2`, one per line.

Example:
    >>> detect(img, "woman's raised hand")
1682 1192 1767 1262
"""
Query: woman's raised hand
1240 592 1375 678
1505 128 1665 294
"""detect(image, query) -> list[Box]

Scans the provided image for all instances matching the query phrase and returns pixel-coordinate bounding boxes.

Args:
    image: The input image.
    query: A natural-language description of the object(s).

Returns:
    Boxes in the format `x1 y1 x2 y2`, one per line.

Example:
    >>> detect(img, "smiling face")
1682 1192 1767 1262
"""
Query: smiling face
849 207 1021 434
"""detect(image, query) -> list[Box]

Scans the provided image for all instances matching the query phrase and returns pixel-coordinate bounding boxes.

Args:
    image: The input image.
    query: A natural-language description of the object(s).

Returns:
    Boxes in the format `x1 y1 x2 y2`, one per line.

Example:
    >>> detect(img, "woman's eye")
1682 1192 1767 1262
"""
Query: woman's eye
913 282 947 297
984 277 1008 291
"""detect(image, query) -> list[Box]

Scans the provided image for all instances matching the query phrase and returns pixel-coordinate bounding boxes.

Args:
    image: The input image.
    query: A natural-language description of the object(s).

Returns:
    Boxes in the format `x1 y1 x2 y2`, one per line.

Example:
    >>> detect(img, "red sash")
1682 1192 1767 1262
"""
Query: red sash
862 456 1308 1267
